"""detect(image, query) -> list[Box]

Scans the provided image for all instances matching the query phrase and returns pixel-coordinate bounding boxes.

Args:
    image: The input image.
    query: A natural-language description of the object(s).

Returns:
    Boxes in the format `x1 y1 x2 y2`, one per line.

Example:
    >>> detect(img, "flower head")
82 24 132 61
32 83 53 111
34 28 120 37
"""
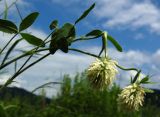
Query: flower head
87 57 118 90
117 83 145 111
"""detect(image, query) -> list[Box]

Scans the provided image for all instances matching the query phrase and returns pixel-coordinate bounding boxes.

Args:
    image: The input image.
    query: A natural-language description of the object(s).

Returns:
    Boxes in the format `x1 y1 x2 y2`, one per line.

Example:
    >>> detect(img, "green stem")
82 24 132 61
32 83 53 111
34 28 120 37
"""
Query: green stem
116 64 139 72
1 53 50 90
0 0 18 17
32 81 62 93
69 48 100 58
15 3 23 20
0 48 50 70
104 32 108 57
72 36 99 43
0 33 18 55
1 38 23 66
16 31 53 73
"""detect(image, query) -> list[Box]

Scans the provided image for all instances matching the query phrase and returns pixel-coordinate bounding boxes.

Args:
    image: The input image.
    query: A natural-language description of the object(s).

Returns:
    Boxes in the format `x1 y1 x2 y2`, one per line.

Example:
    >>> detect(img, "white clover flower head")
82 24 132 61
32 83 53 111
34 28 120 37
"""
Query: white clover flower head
117 83 145 111
87 57 118 90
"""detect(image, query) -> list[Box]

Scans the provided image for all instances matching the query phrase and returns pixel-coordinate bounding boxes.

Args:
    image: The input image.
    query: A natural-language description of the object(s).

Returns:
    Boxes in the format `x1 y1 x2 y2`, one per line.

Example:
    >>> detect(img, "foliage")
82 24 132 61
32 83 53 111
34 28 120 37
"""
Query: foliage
0 73 159 117
0 0 155 113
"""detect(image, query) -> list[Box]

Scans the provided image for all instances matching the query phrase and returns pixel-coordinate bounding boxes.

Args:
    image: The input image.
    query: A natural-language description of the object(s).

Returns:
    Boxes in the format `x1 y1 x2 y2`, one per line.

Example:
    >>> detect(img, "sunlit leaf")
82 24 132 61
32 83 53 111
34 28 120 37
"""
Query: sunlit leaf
86 29 103 37
19 12 39 31
21 33 45 47
140 76 149 84
144 88 154 93
107 35 123 52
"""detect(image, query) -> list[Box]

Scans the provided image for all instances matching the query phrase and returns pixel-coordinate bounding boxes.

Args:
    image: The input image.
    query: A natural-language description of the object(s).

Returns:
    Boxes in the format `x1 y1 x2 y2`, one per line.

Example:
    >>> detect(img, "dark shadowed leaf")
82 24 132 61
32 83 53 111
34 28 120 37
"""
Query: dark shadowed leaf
50 20 58 30
19 12 39 31
0 105 6 117
132 70 141 83
0 19 18 33
49 31 59 54
21 33 45 47
49 23 75 54
107 35 123 52
86 29 103 37
75 3 95 24
58 37 68 53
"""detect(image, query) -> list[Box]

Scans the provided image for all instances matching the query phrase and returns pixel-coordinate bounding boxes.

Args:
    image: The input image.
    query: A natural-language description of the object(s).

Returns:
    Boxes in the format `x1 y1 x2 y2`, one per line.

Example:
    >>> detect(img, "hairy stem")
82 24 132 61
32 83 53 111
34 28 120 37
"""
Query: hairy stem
116 64 139 72
69 48 100 58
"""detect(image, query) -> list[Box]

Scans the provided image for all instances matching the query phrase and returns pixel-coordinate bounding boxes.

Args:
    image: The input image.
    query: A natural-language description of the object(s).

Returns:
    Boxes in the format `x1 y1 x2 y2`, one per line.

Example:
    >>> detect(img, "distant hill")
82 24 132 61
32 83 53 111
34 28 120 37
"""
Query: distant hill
0 86 51 105
0 87 159 107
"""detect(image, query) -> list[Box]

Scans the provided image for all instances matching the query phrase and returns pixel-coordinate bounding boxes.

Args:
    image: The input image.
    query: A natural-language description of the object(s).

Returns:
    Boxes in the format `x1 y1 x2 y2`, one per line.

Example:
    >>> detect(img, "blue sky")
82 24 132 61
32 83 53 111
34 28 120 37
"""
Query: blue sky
0 0 160 96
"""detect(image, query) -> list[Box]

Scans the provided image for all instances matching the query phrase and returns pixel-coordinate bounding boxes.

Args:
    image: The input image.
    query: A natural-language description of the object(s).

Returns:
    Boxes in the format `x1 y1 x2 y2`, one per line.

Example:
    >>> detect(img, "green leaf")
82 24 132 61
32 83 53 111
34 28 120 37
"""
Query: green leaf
0 19 18 33
19 12 39 31
107 35 123 52
21 33 45 47
144 88 154 93
49 23 75 54
49 31 59 54
57 37 68 53
0 105 6 117
140 76 149 84
141 81 156 84
4 105 17 110
75 3 95 24
130 76 133 84
132 70 141 83
50 20 58 30
86 29 103 37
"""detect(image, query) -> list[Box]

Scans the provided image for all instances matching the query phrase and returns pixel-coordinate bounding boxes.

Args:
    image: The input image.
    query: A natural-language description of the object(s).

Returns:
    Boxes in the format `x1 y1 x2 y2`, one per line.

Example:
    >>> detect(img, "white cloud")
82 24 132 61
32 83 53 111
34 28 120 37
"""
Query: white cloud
0 26 160 96
50 0 160 34
0 74 27 87
18 44 160 93
51 0 90 6
94 0 160 34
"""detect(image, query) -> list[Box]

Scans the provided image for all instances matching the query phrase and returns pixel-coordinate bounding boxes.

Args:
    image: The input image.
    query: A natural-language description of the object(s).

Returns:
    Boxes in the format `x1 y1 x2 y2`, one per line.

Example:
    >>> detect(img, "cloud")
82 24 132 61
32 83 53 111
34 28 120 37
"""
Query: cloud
0 25 159 96
0 74 27 87
50 0 160 34
18 44 160 91
51 0 90 6
0 0 31 20
94 0 160 34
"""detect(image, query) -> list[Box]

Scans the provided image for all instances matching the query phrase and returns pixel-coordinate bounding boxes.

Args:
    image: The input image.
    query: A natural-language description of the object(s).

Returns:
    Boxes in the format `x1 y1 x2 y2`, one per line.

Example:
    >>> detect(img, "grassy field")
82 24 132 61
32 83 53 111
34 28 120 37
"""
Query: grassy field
0 72 160 117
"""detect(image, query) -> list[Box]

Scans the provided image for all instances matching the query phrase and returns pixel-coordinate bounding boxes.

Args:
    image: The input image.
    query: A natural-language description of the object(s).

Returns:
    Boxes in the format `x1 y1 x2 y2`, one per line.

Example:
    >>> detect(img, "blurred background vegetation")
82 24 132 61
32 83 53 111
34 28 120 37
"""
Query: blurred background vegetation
0 71 160 117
